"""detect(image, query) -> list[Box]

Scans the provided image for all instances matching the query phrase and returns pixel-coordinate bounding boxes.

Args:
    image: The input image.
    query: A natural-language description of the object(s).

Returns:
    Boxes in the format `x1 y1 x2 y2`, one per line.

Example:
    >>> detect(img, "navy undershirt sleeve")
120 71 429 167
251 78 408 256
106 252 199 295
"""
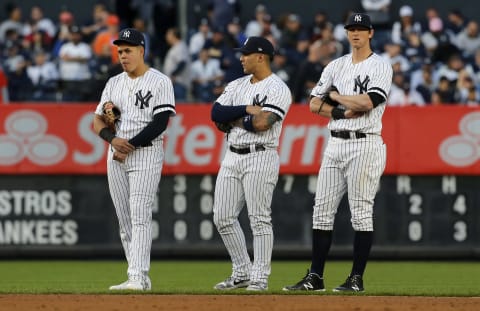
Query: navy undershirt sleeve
211 102 248 123
128 111 170 147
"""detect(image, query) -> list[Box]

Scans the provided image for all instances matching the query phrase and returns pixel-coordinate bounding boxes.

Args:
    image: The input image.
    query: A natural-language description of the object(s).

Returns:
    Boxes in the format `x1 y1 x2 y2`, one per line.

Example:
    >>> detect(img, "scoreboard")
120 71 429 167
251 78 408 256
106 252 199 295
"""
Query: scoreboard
0 175 479 258
153 175 479 258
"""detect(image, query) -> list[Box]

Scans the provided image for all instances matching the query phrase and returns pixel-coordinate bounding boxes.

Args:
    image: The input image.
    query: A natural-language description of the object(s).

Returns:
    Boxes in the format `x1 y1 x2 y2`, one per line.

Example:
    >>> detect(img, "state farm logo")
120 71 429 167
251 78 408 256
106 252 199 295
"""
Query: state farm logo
0 110 67 165
439 112 480 167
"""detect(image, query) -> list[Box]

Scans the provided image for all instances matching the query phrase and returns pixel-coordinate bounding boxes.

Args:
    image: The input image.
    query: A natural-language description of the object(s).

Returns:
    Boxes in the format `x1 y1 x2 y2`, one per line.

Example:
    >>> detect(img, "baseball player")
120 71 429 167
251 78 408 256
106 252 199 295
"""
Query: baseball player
211 36 292 291
93 28 175 291
283 13 392 292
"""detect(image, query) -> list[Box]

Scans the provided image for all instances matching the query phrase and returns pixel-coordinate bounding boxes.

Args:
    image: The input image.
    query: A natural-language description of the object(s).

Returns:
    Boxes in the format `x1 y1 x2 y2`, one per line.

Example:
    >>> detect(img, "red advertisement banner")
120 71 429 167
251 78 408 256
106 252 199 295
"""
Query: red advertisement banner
0 104 479 175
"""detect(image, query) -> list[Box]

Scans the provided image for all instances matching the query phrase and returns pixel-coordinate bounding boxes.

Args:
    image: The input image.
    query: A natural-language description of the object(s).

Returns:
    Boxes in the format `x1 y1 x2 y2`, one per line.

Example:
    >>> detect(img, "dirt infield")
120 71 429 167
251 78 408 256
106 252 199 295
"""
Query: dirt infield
1 295 479 311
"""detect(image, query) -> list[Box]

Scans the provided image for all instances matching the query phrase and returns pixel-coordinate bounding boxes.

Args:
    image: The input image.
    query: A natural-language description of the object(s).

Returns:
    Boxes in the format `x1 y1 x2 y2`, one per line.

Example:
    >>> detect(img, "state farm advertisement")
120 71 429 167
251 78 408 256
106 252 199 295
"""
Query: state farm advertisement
0 104 479 175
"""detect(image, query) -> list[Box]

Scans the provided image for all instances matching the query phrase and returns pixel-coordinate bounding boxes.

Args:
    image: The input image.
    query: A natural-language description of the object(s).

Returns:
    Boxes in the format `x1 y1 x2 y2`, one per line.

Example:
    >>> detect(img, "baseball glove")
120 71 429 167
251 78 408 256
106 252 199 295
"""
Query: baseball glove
321 85 340 107
102 101 121 132
215 122 232 133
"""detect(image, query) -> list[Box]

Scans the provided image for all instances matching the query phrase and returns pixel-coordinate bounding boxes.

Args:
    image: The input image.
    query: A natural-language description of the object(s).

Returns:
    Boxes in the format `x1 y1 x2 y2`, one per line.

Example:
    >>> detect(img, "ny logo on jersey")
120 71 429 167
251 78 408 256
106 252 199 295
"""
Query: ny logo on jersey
353 75 370 94
253 94 267 106
134 90 153 109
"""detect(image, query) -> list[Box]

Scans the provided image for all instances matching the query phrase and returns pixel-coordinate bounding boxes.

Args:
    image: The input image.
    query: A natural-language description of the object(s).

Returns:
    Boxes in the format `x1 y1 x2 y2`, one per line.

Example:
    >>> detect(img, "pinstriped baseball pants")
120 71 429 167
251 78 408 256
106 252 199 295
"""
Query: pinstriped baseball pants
107 145 163 279
213 149 279 284
313 135 386 231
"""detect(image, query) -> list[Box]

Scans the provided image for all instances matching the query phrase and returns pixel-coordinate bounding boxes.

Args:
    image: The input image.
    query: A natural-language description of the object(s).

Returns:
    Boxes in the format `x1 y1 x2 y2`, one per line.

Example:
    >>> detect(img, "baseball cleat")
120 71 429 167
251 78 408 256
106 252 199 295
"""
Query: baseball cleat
333 275 364 292
246 281 268 291
213 276 250 290
109 276 151 291
283 270 325 291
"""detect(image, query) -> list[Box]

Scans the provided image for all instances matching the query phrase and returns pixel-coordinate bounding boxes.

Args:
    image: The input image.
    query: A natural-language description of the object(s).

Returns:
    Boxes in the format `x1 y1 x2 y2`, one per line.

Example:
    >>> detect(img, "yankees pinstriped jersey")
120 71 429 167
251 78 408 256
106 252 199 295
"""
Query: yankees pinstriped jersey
216 73 291 148
95 68 175 280
310 52 392 232
95 68 176 141
213 72 291 286
311 53 392 134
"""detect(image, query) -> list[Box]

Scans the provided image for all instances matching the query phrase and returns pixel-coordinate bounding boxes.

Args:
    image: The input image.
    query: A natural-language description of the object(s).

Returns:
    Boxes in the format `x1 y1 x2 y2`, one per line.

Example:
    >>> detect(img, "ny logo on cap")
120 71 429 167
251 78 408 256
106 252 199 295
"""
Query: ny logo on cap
354 15 362 22
123 30 130 38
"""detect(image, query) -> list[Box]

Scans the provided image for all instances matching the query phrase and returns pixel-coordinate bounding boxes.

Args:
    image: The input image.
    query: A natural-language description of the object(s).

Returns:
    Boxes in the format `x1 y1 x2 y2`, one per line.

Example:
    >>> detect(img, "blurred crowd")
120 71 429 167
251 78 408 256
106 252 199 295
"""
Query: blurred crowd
0 0 479 105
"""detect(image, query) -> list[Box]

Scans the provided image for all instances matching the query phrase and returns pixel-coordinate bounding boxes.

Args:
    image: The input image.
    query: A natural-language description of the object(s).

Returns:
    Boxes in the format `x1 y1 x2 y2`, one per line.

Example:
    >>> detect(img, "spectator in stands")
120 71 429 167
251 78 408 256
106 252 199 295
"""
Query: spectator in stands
413 64 435 104
226 17 246 47
316 23 343 62
308 11 330 42
278 14 309 67
361 0 392 52
388 71 425 106
454 21 480 61
81 2 109 43
209 0 240 31
133 17 152 63
293 41 324 103
58 25 92 101
23 5 56 41
446 9 468 35
92 14 120 65
0 3 23 43
23 29 52 58
189 18 211 60
421 16 460 64
52 10 75 58
3 41 32 101
433 76 456 104
26 49 59 101
244 4 281 40
271 48 293 87
420 7 440 33
381 41 410 73
0 65 9 103
403 31 427 71
245 4 268 37
190 47 224 102
164 27 190 101
434 54 474 87
152 0 177 63
203 26 243 83
472 50 480 86
333 9 354 53
456 71 480 105
391 5 422 46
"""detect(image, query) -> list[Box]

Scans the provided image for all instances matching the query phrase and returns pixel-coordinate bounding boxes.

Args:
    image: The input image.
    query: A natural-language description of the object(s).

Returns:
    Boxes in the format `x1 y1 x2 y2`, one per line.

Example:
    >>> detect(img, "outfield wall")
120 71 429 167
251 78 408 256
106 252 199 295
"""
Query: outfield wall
0 104 479 259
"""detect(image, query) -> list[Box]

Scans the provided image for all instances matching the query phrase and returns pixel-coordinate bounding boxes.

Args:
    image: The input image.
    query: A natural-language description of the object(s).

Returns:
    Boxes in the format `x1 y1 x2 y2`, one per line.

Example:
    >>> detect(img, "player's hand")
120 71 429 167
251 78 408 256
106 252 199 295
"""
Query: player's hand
344 109 365 119
111 137 135 154
246 105 262 115
113 151 127 163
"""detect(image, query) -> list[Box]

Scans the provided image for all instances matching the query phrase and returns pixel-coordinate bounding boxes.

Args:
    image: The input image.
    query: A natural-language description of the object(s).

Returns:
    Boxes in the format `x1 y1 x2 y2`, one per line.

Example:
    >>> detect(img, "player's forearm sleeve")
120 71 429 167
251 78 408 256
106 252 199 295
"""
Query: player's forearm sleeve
211 102 247 123
128 111 170 147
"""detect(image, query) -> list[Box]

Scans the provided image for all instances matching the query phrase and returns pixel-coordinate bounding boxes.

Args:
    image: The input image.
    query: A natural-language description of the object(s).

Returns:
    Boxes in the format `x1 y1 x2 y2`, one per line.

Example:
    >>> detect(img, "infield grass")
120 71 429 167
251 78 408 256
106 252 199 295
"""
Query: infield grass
0 260 478 296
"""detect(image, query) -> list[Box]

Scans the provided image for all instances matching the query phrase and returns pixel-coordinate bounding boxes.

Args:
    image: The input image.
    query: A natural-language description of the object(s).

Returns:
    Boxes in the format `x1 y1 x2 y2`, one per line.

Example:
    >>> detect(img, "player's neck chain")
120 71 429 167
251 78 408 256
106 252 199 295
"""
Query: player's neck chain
125 74 142 96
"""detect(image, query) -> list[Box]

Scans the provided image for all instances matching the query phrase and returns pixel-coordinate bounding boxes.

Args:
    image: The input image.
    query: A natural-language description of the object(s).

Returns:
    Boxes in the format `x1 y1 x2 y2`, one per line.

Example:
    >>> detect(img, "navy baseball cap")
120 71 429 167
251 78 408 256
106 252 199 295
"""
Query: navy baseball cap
235 36 274 59
344 13 373 30
113 28 145 47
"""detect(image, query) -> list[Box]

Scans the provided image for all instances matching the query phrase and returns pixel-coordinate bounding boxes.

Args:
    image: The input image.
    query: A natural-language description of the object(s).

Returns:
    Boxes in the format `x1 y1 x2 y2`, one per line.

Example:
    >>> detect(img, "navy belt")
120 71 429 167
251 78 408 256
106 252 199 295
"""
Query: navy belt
331 131 366 139
230 144 265 154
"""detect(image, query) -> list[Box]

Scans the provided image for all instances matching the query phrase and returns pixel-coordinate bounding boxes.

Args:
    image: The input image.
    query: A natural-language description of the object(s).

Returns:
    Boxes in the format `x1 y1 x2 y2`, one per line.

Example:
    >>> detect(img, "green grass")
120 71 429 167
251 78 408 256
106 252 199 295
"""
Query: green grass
0 260 478 296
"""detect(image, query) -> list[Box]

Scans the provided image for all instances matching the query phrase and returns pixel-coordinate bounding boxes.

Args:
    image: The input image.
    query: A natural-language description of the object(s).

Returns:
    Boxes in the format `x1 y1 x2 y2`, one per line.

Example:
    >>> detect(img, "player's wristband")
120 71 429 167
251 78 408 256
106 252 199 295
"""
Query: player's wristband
242 115 256 132
331 107 346 120
99 127 116 143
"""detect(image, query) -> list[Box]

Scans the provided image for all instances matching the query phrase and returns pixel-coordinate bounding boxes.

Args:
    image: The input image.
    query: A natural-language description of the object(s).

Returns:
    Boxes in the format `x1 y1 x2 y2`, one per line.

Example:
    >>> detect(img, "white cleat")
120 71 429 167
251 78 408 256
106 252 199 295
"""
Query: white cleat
246 281 268 291
109 276 151 291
